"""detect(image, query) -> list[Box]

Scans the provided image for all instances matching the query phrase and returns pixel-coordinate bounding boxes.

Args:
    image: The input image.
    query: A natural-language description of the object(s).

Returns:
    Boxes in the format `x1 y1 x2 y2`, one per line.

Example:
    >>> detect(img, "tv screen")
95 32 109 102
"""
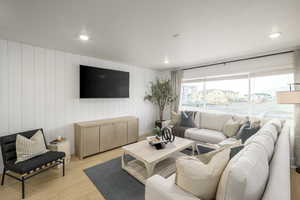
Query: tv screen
80 65 129 98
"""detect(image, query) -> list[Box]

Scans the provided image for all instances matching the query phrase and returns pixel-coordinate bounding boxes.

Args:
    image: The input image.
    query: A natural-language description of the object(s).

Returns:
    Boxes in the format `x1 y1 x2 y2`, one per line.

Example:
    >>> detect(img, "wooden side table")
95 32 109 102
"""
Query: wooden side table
48 140 71 167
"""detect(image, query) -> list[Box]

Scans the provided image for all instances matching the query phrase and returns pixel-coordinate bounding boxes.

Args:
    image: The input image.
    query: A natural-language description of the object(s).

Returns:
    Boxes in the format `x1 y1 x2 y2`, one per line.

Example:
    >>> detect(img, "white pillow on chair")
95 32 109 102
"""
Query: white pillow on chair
15 130 48 163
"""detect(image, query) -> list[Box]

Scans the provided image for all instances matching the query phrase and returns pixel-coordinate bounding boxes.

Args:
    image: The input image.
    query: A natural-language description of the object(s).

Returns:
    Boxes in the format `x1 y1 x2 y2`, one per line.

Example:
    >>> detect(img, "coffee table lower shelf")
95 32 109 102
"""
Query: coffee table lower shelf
122 152 186 184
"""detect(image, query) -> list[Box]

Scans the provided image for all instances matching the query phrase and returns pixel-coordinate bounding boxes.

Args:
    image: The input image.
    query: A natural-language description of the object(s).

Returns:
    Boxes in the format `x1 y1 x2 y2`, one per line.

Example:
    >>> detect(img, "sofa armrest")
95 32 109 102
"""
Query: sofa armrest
145 175 200 200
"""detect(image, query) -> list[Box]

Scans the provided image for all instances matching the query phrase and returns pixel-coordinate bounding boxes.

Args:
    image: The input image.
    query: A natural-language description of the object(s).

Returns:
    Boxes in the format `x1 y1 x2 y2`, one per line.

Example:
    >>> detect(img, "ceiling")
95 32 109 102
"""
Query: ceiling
0 0 299 70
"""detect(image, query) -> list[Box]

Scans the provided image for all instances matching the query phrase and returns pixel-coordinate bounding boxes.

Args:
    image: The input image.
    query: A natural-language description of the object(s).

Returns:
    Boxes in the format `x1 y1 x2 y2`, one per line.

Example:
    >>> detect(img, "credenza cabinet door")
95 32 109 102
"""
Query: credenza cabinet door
83 126 100 156
128 119 138 143
100 123 115 152
114 122 128 147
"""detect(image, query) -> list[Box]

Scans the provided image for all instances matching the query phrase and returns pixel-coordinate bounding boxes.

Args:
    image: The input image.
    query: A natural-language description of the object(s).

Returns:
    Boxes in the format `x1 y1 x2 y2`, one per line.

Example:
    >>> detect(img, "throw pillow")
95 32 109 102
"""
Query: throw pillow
235 121 260 143
169 111 181 126
15 130 48 163
180 111 195 127
223 118 241 137
175 147 230 200
198 139 244 160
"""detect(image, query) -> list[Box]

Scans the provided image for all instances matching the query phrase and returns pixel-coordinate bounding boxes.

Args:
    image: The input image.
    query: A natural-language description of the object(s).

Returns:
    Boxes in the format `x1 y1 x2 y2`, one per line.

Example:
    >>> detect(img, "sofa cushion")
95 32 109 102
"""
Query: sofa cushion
262 124 290 200
176 147 230 200
200 112 232 131
185 128 227 144
245 123 277 162
216 142 269 200
173 125 190 138
259 122 279 142
6 151 65 174
266 119 283 133
245 134 275 161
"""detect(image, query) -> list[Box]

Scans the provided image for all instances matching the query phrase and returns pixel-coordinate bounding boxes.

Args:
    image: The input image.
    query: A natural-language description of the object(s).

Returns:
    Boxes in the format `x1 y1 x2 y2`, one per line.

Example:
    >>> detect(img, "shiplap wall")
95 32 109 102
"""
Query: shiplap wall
0 39 158 169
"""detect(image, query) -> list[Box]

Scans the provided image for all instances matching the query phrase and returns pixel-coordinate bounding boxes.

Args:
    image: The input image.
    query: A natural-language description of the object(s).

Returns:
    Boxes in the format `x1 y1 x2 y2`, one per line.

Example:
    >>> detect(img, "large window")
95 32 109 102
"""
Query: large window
250 74 294 119
180 73 294 119
181 82 205 110
205 78 249 116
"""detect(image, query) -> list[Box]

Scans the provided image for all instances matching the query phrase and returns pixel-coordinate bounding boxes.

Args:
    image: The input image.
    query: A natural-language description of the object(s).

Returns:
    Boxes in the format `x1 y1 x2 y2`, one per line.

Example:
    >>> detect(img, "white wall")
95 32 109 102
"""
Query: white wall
0 39 159 170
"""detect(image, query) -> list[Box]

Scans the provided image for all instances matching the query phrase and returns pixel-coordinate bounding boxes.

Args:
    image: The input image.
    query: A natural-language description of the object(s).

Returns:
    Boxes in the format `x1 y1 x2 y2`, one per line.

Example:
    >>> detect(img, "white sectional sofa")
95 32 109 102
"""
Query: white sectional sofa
146 113 291 200
184 112 236 144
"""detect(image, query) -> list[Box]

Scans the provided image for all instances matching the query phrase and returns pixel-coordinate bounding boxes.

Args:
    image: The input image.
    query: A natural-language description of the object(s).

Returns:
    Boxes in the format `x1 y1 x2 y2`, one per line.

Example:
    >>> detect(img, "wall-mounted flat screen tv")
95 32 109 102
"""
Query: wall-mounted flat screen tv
80 65 129 98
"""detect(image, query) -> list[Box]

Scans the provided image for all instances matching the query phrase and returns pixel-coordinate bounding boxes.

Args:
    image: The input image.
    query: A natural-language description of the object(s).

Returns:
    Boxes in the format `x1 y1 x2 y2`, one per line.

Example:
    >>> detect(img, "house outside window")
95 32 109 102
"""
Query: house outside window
180 73 294 119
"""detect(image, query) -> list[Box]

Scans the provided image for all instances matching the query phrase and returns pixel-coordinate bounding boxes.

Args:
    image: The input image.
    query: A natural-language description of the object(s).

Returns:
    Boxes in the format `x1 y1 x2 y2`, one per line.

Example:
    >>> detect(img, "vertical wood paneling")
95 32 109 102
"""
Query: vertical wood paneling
35 47 46 129
54 51 65 137
64 53 74 152
0 40 8 134
8 41 22 132
22 44 35 130
0 39 158 170
44 49 56 141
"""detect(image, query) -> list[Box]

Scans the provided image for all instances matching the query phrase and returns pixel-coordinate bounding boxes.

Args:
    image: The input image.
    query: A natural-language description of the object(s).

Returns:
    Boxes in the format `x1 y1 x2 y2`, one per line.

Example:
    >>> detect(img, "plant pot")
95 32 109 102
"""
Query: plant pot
155 120 165 129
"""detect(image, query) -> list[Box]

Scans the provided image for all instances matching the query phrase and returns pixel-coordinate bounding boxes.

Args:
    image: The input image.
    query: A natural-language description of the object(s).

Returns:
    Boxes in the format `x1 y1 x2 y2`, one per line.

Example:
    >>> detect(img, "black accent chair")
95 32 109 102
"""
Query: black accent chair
0 129 65 199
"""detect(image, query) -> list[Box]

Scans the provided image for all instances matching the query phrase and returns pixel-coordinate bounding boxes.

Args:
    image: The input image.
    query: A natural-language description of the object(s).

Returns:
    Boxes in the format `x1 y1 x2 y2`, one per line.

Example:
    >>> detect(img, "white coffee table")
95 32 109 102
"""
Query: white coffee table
121 137 196 184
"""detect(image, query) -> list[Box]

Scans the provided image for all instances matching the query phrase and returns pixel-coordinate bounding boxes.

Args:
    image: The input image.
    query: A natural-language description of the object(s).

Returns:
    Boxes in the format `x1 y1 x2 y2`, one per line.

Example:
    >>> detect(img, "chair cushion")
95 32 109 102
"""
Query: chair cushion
185 128 226 144
200 112 232 131
6 151 65 174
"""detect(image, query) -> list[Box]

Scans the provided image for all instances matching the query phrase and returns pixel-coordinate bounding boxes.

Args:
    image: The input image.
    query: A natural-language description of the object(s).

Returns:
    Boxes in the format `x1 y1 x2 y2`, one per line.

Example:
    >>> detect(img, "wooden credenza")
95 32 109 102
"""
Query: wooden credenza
74 116 139 159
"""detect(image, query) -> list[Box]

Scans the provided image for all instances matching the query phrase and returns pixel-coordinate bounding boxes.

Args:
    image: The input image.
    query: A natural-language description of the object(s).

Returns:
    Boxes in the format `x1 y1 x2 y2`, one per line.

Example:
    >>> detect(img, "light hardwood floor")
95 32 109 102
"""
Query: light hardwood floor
292 168 300 200
0 148 123 200
0 148 300 200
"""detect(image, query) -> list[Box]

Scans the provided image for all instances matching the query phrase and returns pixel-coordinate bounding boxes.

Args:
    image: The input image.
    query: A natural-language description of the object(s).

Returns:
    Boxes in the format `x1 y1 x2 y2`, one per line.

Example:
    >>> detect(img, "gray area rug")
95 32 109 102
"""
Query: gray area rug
84 149 192 200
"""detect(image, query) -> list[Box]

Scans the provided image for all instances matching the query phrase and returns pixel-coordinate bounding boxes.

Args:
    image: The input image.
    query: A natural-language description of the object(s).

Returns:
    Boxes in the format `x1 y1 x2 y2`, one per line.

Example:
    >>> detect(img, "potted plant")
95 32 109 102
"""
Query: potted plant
144 79 176 128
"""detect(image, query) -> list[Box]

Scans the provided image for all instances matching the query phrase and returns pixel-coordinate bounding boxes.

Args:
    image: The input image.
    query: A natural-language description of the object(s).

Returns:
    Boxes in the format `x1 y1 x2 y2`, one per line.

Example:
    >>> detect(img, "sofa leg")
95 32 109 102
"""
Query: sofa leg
62 159 65 177
21 177 25 199
1 168 6 185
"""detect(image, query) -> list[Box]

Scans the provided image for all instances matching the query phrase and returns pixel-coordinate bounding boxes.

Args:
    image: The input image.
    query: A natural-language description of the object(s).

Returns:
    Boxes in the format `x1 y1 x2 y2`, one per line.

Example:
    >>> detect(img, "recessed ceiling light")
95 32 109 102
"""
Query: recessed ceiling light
173 33 181 38
269 32 281 39
79 34 89 41
164 59 169 64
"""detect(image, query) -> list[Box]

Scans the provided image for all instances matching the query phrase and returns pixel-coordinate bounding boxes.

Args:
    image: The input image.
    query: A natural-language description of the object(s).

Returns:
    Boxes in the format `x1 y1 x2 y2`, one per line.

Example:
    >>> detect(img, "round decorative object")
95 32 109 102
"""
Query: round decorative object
161 126 175 143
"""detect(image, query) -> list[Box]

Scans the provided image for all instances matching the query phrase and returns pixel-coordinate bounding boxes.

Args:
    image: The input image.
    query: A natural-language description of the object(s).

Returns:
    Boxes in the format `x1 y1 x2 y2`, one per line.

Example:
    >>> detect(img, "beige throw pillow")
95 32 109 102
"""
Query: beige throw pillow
175 147 230 200
16 130 48 163
169 111 181 126
223 118 241 137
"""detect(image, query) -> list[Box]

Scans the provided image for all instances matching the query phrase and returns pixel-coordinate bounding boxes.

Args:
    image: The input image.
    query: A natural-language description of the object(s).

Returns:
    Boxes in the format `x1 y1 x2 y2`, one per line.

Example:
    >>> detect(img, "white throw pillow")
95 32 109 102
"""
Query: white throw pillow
169 111 181 126
16 130 48 163
216 143 269 200
223 118 241 137
175 147 230 200
194 112 201 128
